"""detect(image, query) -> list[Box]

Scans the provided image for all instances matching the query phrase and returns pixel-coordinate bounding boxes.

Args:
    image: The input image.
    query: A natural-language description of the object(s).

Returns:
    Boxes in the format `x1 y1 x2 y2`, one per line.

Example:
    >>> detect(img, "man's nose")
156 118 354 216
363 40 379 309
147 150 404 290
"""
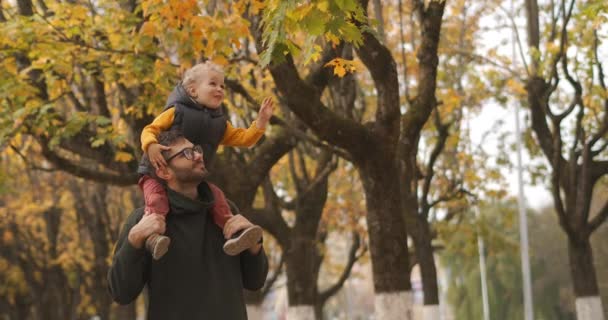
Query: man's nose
194 150 204 161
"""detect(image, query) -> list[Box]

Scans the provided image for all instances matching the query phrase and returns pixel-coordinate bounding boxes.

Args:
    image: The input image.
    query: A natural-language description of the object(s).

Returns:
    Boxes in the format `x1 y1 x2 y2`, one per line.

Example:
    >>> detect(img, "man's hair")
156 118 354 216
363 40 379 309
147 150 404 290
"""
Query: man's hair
142 130 185 179
182 61 224 91
157 129 185 150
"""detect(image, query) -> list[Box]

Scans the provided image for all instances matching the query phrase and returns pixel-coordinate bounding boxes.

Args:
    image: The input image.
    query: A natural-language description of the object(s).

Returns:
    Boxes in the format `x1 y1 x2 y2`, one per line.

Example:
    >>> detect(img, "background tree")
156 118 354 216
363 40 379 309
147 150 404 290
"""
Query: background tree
521 0 608 318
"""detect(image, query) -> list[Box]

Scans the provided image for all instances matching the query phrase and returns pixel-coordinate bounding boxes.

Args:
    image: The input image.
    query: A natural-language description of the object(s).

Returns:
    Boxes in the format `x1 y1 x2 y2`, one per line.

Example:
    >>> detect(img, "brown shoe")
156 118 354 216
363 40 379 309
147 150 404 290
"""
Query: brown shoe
145 233 171 260
223 226 263 256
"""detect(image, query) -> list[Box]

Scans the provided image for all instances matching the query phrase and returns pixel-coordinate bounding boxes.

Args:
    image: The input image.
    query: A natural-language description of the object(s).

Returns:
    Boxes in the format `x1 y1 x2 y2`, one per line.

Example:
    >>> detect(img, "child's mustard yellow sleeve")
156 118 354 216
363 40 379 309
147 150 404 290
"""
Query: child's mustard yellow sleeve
220 121 266 147
141 108 176 152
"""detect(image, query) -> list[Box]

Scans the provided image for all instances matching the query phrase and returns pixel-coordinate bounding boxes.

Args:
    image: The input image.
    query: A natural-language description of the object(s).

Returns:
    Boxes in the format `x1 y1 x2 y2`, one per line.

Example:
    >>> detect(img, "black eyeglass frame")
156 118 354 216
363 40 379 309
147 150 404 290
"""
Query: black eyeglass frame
165 145 203 163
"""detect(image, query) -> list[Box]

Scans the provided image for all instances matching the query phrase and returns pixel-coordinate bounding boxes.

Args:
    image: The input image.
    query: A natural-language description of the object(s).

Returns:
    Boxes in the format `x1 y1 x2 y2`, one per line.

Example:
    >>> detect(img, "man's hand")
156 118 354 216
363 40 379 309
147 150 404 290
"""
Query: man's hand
128 214 167 249
147 143 172 169
255 97 274 129
223 215 262 255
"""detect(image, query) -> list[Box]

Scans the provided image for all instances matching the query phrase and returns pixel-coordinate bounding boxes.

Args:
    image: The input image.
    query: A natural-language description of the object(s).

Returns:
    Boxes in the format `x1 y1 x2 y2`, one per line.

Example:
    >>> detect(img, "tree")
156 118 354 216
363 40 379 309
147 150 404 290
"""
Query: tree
522 0 608 318
0 143 140 319
440 201 578 320
249 1 447 317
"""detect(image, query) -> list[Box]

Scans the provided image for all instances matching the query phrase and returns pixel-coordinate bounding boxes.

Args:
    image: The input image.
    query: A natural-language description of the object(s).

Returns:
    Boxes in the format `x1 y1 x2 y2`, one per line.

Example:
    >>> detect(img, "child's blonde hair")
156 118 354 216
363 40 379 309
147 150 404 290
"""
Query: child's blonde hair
182 61 224 90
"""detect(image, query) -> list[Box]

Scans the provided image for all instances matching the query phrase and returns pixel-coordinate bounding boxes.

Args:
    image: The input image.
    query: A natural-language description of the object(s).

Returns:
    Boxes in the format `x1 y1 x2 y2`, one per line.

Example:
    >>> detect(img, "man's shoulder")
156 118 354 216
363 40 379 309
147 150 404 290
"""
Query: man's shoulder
125 207 146 226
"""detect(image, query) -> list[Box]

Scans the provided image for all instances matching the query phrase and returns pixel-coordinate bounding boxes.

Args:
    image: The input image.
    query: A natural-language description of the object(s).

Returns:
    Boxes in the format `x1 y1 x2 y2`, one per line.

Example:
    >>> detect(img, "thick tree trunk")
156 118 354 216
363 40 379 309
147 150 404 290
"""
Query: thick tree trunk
359 158 411 319
374 291 413 320
286 237 320 304
568 237 606 320
112 302 137 320
287 305 316 320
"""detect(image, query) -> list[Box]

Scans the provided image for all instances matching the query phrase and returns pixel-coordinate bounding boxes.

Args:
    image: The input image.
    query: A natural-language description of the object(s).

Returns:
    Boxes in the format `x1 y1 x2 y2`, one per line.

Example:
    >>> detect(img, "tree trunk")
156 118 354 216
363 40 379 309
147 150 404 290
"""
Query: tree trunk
287 305 316 320
569 237 606 320
359 158 412 319
412 218 439 306
112 302 137 320
374 291 413 320
285 236 320 319
244 290 265 320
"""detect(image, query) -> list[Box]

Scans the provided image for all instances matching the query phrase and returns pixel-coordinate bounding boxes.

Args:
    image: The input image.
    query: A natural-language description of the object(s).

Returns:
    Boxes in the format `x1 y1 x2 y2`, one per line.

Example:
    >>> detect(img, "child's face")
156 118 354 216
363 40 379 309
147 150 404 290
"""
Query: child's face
189 69 225 109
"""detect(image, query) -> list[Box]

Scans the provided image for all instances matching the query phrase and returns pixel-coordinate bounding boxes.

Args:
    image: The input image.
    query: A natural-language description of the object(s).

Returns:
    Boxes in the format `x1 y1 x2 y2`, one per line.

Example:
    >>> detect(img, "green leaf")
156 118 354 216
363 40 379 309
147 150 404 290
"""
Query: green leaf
95 116 112 126
301 10 326 36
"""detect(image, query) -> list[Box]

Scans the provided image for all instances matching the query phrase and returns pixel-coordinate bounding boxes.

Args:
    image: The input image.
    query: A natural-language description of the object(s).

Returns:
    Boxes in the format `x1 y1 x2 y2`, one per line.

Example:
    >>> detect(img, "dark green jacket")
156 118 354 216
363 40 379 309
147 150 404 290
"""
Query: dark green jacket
107 182 268 320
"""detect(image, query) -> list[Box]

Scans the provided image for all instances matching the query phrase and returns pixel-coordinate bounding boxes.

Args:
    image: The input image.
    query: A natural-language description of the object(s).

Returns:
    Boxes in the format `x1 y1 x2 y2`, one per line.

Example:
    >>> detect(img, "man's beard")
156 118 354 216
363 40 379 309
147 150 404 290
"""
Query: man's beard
171 162 208 184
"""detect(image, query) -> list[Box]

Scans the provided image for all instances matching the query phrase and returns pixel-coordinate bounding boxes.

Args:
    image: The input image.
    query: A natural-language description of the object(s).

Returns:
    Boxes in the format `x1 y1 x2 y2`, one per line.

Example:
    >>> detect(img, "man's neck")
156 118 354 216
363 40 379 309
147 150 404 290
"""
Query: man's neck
167 182 199 200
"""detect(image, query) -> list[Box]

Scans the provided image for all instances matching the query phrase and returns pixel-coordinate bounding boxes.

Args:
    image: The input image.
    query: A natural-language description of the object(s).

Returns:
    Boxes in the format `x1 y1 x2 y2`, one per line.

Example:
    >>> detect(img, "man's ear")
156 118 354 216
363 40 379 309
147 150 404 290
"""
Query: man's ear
155 165 172 181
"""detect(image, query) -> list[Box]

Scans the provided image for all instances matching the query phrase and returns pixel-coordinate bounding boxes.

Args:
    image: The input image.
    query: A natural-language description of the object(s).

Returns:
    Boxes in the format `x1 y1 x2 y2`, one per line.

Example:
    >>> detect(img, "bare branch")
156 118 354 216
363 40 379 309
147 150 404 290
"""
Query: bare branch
397 0 411 102
420 109 450 219
499 4 530 76
248 208 291 248
39 141 138 186
590 30 608 148
372 0 386 43
589 199 608 233
550 134 574 237
262 251 285 296
9 144 55 172
318 232 364 304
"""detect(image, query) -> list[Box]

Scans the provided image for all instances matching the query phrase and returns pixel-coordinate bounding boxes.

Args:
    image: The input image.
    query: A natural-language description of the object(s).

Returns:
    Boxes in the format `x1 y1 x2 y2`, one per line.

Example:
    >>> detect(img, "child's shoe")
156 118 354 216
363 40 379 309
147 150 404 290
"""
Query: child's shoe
223 226 263 256
145 233 171 260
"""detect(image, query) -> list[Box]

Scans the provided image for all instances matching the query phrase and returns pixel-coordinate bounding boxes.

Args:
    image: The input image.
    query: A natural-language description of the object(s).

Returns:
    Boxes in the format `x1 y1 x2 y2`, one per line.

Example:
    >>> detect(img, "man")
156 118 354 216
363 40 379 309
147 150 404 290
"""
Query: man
107 130 268 319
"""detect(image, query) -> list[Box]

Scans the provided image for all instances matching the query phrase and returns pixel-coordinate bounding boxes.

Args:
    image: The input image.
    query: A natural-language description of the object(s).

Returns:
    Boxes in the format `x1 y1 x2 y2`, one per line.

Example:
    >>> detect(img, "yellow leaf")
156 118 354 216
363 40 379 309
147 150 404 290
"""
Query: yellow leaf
140 22 156 37
114 151 133 162
333 64 346 77
317 0 330 12
212 55 229 66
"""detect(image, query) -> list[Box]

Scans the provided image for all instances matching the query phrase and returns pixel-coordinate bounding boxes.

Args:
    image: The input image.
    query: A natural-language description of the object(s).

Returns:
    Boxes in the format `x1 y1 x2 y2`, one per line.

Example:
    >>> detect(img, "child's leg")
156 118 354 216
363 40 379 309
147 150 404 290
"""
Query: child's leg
208 182 263 256
139 175 170 217
208 182 233 229
138 175 171 260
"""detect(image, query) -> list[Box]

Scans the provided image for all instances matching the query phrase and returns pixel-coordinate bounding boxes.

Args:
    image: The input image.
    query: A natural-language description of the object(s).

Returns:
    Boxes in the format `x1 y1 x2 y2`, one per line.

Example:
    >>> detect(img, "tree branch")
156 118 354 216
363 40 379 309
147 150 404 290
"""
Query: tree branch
589 199 608 233
248 208 291 248
498 4 530 76
355 1 400 139
420 109 450 219
403 0 446 139
249 11 371 160
318 232 364 304
39 141 138 186
590 30 608 149
262 251 285 296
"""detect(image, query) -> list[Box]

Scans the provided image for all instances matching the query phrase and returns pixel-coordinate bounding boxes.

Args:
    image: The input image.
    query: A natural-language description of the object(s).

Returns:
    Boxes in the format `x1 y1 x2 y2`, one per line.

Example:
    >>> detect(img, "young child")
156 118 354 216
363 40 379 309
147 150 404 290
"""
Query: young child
138 61 274 260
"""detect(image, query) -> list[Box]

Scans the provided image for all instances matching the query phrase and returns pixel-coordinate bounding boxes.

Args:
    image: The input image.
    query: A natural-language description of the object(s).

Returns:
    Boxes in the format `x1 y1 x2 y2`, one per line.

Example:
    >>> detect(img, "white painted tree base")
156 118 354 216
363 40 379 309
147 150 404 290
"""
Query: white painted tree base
575 296 605 320
422 304 440 320
246 305 263 320
374 291 413 320
287 305 315 320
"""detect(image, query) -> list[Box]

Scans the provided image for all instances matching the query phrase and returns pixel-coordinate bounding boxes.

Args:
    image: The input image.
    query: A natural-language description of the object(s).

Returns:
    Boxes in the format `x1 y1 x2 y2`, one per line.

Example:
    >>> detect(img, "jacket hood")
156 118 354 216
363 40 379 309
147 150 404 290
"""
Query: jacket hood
166 182 214 215
164 83 201 111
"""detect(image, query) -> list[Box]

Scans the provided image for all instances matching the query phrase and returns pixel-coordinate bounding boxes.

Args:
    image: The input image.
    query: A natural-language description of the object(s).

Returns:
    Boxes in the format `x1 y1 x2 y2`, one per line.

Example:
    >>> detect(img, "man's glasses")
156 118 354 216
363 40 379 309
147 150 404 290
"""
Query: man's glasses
165 145 203 162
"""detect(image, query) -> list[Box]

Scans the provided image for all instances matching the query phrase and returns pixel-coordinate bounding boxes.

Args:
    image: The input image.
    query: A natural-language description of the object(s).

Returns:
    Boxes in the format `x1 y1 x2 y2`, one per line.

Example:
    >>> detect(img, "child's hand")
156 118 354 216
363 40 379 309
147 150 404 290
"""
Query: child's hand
148 143 172 169
256 97 274 129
